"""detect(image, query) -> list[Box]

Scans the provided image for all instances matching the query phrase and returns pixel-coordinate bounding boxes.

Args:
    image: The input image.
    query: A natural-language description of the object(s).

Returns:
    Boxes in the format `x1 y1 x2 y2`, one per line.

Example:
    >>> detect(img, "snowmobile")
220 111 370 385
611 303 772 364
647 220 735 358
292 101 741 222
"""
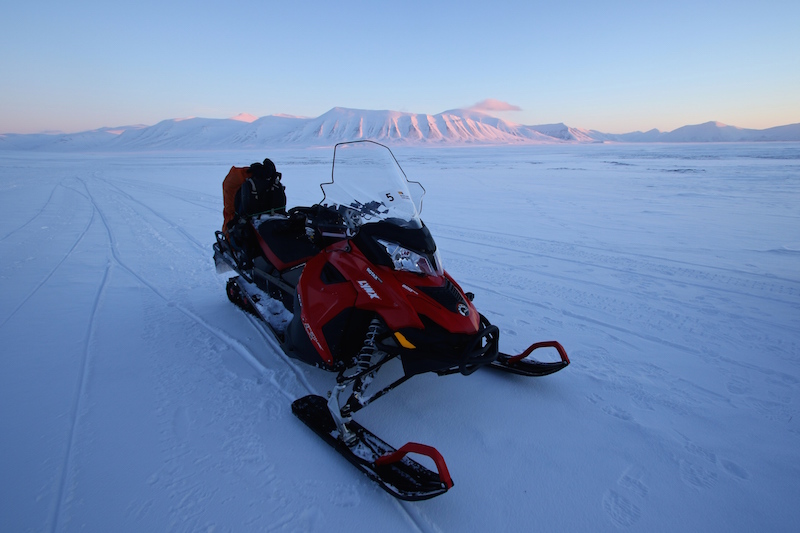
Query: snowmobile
213 140 569 500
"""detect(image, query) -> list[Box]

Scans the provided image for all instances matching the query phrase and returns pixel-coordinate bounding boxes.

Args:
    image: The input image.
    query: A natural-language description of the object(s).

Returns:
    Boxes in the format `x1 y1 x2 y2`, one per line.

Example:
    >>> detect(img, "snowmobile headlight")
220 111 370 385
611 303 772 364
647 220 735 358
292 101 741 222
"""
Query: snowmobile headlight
377 239 443 276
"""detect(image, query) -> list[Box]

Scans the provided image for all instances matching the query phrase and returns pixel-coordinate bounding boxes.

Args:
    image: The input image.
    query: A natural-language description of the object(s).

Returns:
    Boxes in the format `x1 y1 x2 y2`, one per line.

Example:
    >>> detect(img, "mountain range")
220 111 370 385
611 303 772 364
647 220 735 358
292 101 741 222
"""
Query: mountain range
2 107 798 151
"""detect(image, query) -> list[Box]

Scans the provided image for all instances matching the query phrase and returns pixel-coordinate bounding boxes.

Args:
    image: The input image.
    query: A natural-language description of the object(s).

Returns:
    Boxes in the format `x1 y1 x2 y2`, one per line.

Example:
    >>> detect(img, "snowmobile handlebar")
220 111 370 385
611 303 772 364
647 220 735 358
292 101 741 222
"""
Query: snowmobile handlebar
288 205 350 245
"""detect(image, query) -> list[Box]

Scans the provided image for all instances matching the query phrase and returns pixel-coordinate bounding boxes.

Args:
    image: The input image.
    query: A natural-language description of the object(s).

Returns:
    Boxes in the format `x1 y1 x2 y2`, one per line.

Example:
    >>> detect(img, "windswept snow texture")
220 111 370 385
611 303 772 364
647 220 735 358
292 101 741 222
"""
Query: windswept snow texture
1 143 799 532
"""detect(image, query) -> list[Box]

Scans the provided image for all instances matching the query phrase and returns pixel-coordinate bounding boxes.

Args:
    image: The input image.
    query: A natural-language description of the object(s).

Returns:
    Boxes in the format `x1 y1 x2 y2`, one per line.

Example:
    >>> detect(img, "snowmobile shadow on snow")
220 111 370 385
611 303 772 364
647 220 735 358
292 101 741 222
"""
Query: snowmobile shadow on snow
212 140 569 500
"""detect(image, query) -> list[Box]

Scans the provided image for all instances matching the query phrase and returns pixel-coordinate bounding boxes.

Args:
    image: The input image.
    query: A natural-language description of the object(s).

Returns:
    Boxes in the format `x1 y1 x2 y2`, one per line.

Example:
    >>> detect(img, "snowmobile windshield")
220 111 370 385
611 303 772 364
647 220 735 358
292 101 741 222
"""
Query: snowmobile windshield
321 141 425 231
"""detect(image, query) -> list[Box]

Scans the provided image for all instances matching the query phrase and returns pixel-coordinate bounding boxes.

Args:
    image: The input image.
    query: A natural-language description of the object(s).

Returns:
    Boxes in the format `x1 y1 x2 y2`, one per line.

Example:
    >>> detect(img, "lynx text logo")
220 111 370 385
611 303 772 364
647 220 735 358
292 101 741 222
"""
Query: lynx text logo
358 280 380 299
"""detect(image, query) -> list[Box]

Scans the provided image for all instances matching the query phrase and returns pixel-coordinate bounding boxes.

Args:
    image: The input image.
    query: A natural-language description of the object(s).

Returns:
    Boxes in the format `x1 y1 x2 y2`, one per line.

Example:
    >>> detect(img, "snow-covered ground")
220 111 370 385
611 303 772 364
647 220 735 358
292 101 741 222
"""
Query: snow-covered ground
1 143 798 532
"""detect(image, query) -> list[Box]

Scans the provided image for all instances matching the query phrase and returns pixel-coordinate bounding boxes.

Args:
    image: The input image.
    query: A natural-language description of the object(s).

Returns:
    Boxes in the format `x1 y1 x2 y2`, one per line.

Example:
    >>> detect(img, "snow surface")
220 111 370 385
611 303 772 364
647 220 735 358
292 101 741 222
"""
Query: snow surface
1 143 799 532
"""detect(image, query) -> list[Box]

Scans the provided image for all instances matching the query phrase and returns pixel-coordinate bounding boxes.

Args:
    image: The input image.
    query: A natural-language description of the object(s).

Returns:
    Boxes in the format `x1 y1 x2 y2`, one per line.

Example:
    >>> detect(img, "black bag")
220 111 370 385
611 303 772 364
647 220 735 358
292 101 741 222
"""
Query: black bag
235 160 287 217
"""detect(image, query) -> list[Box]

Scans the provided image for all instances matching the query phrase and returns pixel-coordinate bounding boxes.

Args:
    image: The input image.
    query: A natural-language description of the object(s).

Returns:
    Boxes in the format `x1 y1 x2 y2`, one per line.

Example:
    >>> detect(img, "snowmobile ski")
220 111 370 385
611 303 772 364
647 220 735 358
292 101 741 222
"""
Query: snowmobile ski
490 340 570 376
291 394 453 501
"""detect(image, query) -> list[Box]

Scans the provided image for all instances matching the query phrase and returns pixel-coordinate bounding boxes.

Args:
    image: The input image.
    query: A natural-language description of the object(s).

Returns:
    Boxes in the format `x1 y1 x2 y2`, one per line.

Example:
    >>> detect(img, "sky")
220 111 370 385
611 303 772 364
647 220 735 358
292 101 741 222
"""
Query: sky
1 0 799 135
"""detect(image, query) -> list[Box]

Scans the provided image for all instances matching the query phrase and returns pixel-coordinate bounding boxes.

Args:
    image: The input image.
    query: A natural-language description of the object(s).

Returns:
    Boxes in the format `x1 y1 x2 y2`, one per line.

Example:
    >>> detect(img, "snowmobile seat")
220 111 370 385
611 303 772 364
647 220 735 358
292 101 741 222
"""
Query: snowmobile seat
254 216 319 270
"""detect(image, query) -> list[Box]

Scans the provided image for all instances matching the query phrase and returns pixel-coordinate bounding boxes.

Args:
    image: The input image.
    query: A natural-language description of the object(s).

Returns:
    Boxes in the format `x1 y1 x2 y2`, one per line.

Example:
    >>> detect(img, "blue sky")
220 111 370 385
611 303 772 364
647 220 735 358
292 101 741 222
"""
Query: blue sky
2 0 798 134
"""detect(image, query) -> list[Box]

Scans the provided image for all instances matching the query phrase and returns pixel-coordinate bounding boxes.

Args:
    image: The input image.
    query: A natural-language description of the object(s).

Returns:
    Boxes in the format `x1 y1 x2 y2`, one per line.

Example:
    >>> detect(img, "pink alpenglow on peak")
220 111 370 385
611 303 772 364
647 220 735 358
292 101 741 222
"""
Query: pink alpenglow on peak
230 113 259 123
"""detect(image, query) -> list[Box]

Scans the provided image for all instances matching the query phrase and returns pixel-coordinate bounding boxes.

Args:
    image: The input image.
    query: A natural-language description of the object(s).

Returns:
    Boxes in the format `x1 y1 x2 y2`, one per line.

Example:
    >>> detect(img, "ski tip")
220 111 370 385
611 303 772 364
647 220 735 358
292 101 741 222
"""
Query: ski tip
375 442 454 490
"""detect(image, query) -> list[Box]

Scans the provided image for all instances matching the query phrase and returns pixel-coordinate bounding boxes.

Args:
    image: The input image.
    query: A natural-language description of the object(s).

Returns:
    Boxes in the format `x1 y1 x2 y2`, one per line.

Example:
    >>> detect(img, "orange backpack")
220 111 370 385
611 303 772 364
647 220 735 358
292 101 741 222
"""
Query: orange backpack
221 166 251 235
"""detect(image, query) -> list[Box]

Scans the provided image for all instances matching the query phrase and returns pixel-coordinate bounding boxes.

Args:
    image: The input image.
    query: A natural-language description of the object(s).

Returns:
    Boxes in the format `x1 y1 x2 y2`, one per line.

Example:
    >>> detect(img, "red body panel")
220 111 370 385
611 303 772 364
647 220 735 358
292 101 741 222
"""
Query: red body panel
297 240 480 365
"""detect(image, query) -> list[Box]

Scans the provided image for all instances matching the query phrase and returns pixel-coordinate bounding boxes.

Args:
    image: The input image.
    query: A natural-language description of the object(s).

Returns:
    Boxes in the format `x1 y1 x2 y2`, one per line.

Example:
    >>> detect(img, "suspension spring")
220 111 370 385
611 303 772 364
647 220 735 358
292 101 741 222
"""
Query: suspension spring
353 318 384 397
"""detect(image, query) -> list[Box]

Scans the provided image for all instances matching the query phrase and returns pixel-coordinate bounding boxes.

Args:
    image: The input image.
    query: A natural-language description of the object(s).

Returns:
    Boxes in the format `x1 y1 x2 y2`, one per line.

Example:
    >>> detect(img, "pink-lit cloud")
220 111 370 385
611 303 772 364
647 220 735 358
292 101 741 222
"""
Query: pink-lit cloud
469 99 522 112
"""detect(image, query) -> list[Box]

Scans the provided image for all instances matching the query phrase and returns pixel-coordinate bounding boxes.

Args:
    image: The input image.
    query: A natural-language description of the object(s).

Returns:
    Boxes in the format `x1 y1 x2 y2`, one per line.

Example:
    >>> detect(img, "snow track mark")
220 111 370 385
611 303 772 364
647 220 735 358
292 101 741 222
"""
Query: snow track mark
79 177 296 398
0 182 96 330
603 465 648 528
79 176 306 529
603 490 641 528
50 261 111 533
99 175 220 214
436 225 800 305
96 175 208 253
0 178 65 241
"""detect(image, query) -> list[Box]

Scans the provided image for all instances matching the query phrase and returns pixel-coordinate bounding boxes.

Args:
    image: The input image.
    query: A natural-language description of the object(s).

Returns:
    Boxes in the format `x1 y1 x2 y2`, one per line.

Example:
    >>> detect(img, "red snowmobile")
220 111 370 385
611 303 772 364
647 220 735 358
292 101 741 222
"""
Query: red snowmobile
213 140 569 500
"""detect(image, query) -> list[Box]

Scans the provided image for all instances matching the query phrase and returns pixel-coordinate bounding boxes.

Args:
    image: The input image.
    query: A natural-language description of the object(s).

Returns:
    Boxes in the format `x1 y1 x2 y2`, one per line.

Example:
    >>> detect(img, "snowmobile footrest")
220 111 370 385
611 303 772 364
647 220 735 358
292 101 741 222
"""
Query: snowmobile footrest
291 394 453 500
491 340 570 376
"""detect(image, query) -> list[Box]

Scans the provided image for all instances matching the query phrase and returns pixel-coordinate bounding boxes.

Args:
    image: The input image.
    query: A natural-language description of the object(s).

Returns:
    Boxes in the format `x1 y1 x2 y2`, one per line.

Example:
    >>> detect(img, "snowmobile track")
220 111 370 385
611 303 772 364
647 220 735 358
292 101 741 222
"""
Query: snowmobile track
96 175 209 253
0 183 96 330
0 178 65 242
50 261 111 533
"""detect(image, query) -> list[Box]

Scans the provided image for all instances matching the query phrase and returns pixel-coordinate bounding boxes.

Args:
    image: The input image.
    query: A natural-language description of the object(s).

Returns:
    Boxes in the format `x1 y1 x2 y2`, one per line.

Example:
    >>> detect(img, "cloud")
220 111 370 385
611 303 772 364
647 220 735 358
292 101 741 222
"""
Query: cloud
469 99 522 112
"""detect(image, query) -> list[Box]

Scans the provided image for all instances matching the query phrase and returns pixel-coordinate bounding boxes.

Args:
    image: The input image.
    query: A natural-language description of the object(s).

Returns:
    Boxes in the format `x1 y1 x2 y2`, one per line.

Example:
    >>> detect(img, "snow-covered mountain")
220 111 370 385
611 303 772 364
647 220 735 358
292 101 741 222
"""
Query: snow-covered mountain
1 109 798 151
603 121 800 143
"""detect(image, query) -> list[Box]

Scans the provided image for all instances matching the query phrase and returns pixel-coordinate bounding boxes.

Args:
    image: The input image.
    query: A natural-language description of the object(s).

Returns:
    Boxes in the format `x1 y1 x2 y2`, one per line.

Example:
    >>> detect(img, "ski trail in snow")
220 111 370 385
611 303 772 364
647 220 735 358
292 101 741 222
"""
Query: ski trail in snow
435 221 800 285
0 178 64 241
244 313 318 397
436 228 800 305
69 176 300 529
78 173 430 530
465 276 705 356
99 175 220 213
440 224 798 371
87 172 325 402
0 188 96 330
95 174 207 252
49 260 112 533
78 176 300 403
393 500 442 533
